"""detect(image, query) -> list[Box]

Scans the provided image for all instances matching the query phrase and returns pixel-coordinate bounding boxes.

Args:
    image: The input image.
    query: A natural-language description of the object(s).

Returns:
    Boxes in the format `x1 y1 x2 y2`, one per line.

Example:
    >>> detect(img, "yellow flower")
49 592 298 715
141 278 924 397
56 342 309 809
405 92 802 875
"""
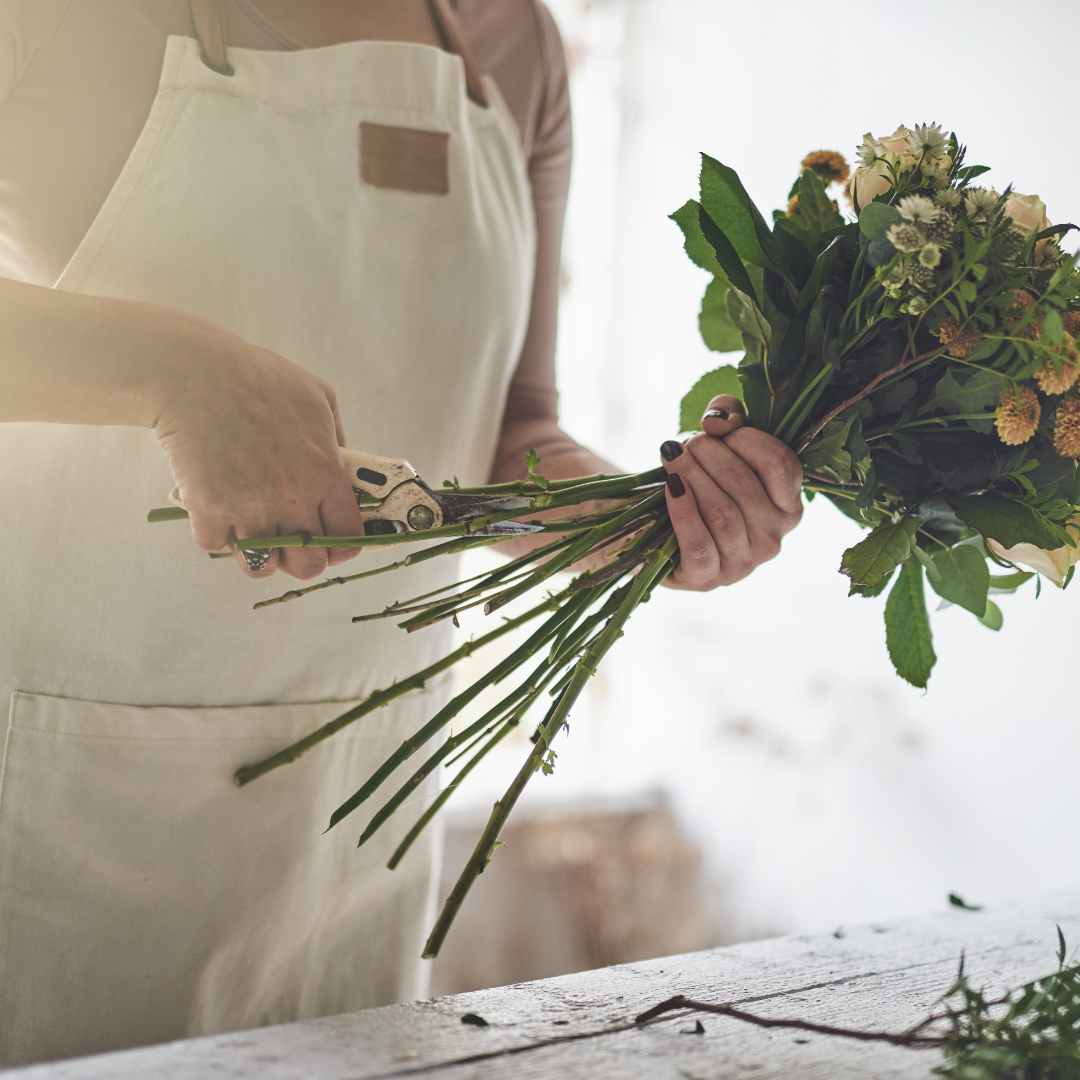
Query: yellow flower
987 517 1080 588
994 385 1040 446
801 150 850 185
933 317 979 358
1034 334 1080 395
1053 395 1080 458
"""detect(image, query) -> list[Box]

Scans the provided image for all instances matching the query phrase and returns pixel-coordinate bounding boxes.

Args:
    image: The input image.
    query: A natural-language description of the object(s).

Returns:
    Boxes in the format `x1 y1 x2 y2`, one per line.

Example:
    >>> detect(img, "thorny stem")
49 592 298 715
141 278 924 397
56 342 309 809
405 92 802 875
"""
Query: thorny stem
421 538 678 958
323 588 600 831
232 592 565 786
633 995 946 1050
796 344 949 455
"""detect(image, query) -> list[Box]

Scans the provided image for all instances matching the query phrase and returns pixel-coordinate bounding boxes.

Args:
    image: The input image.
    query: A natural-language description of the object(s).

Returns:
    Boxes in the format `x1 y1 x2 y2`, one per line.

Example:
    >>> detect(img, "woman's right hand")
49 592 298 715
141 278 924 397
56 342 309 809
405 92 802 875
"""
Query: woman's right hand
151 326 366 581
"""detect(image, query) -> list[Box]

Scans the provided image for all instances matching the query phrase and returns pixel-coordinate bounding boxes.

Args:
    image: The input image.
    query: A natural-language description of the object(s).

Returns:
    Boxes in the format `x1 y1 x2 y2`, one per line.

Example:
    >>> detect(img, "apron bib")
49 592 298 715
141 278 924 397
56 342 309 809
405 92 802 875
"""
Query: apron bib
0 0 535 1064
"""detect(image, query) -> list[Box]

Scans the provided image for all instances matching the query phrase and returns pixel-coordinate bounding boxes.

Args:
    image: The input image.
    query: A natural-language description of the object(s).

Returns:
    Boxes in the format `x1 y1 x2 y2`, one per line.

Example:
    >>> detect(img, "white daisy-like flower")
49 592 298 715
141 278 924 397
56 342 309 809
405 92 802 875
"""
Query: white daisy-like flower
897 195 941 226
856 132 884 168
887 222 926 253
935 189 962 209
918 243 942 269
908 122 948 159
964 187 1000 218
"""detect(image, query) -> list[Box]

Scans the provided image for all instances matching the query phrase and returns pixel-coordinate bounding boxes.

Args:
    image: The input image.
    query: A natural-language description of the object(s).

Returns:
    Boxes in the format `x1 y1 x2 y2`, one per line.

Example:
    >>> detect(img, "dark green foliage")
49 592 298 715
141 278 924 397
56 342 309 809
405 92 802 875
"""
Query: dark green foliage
674 129 1080 684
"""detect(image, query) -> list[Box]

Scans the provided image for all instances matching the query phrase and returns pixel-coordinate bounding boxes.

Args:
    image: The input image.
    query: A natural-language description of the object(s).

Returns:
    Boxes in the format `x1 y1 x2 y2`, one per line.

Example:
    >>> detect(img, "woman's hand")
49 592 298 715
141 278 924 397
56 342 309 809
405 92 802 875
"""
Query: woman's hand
660 394 803 591
152 326 366 581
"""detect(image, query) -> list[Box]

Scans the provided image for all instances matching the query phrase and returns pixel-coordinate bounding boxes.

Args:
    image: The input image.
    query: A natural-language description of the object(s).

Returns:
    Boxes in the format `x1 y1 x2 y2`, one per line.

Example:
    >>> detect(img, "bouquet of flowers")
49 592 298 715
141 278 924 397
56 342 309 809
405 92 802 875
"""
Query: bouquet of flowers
155 123 1079 955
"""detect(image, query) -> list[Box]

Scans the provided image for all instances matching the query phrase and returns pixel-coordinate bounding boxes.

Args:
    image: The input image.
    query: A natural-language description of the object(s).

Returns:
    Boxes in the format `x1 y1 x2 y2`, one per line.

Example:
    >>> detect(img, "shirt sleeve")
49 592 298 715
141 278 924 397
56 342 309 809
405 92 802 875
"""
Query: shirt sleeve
499 0 572 431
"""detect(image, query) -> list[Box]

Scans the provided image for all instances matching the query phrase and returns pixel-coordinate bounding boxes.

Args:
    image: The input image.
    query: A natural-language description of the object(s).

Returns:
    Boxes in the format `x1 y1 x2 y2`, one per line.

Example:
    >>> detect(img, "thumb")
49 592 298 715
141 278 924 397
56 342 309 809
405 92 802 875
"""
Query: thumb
700 394 747 438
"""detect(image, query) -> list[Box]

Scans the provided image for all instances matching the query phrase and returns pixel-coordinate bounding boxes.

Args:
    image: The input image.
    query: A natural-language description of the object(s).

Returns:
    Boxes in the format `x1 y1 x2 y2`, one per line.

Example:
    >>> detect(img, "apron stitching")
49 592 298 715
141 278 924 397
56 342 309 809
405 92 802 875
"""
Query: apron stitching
8 727 401 744
0 693 16 817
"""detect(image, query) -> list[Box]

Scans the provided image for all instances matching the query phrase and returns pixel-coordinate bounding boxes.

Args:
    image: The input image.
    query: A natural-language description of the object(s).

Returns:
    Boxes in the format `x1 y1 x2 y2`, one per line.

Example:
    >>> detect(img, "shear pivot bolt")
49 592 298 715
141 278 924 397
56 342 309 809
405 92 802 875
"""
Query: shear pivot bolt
407 505 436 531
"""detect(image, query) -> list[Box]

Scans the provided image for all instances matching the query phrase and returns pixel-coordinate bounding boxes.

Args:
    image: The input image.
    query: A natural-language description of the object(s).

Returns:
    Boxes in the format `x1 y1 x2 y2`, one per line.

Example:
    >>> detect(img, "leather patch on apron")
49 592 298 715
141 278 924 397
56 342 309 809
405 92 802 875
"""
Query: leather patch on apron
359 122 450 195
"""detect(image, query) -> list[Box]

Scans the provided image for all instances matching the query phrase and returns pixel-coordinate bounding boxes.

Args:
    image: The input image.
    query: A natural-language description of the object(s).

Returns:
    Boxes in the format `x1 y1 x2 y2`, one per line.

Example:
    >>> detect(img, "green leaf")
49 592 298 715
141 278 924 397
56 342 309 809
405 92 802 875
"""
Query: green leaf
697 205 759 303
989 570 1034 593
698 276 742 352
841 517 918 596
792 168 843 236
924 544 991 618
921 369 1002 430
948 892 984 912
737 362 772 430
1043 308 1065 347
525 448 549 490
949 494 1066 549
699 154 778 271
726 287 771 345
678 367 743 432
669 199 722 276
979 600 1003 631
859 202 902 241
885 559 936 689
803 417 855 482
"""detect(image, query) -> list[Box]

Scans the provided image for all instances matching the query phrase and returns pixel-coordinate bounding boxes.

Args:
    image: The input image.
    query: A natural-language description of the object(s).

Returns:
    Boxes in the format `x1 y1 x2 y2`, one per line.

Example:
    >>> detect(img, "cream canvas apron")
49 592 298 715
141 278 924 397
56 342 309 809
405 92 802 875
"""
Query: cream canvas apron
0 0 535 1065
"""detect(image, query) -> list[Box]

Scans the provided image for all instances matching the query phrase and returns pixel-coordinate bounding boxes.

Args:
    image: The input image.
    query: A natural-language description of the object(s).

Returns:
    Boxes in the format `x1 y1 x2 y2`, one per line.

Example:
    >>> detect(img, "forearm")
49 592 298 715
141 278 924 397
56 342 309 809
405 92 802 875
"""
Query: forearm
0 274 214 427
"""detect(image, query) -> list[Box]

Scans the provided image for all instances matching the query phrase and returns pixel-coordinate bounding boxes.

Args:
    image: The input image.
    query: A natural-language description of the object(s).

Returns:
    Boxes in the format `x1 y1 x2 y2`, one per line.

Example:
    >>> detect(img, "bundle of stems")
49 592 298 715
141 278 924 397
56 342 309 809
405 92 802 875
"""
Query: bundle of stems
198 466 686 957
149 461 862 954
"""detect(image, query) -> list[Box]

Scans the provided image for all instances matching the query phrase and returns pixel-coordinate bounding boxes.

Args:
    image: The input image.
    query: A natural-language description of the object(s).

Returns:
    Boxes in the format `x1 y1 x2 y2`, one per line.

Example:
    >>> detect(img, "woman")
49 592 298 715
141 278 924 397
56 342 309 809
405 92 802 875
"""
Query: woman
0 0 803 1066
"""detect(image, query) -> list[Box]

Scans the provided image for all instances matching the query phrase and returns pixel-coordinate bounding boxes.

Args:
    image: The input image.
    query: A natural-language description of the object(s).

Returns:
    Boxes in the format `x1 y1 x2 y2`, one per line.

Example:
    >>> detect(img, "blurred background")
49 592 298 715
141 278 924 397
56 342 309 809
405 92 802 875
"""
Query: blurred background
430 0 1080 993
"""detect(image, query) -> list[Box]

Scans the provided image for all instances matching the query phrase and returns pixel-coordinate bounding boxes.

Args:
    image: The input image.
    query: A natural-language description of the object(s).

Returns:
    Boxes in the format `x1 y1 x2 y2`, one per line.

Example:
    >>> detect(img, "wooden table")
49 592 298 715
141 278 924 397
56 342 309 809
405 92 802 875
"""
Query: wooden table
7 892 1077 1079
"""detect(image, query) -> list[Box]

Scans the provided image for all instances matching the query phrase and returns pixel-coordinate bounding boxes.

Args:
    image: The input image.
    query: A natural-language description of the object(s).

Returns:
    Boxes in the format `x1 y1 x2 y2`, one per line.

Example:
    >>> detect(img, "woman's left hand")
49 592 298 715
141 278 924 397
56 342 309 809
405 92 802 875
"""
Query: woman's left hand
660 394 804 591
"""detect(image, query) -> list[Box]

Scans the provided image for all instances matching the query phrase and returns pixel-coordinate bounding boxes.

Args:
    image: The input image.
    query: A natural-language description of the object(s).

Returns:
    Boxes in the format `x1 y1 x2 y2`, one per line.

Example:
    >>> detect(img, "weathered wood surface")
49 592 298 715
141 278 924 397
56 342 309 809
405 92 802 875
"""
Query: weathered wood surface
7 891 1078 1079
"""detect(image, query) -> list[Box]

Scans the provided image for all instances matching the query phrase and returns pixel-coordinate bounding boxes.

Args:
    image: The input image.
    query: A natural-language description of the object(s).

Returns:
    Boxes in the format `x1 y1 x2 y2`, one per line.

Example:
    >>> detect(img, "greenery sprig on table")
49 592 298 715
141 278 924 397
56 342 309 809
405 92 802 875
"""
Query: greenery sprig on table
636 929 1080 1078
151 123 1080 955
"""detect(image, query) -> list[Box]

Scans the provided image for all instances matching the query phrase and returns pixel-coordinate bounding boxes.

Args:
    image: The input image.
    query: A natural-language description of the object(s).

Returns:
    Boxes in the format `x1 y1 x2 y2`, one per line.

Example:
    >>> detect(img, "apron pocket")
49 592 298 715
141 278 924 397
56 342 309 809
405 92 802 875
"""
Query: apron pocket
0 688 443 1064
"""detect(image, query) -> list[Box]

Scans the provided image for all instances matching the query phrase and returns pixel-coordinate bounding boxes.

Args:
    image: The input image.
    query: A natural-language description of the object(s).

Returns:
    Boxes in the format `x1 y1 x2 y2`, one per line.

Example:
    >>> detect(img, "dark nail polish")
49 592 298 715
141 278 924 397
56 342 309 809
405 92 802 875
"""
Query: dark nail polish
660 440 683 462
666 473 685 497
703 408 730 421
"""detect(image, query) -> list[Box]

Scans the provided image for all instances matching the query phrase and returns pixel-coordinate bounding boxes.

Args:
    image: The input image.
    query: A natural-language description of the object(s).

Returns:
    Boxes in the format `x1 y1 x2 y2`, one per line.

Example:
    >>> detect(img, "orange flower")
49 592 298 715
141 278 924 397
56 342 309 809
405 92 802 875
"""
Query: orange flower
933 317 980 359
1053 396 1080 458
801 150 850 185
994 385 1041 446
1034 334 1080 395
1064 310 1080 337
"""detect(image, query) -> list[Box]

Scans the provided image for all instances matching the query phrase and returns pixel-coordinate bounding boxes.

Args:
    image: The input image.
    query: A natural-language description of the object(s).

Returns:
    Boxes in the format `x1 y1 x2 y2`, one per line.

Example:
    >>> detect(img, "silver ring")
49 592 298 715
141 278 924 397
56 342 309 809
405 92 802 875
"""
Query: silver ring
241 548 273 572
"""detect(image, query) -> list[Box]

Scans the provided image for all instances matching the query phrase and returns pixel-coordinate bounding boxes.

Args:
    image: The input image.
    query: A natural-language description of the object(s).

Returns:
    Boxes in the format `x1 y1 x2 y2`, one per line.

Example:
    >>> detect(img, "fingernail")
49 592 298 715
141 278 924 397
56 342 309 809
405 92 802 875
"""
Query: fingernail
703 408 730 421
660 440 683 462
666 474 685 498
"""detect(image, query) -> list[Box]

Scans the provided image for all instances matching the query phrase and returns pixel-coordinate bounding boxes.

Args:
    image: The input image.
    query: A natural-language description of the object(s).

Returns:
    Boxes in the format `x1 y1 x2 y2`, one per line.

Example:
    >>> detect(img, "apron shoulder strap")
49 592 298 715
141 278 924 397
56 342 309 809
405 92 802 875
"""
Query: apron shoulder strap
190 0 234 76
190 0 489 108
427 0 490 109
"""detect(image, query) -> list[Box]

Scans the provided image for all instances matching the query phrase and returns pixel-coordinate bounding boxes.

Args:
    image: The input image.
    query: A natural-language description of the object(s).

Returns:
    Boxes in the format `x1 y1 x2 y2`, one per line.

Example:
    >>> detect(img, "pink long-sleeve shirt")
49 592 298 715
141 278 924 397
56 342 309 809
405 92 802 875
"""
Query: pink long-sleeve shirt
0 0 569 435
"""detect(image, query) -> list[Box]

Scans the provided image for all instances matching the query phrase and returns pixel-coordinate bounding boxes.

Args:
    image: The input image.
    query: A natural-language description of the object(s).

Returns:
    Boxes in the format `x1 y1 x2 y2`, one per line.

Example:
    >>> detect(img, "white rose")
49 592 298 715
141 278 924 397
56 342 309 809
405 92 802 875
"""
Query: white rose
986 517 1080 588
878 125 917 167
848 126 917 208
848 163 892 206
1004 192 1051 235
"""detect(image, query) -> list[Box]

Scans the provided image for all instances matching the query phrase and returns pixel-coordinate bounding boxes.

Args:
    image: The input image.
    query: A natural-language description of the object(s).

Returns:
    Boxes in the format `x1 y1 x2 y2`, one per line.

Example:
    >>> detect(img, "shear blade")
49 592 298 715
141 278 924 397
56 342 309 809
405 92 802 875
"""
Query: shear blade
434 491 533 523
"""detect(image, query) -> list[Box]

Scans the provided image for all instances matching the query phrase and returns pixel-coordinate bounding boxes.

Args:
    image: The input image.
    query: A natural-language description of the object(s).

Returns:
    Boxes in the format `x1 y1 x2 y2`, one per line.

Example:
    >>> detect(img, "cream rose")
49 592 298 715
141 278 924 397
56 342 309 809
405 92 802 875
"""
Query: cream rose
848 126 917 208
848 164 892 206
986 517 1080 588
878 125 917 166
1004 192 1051 235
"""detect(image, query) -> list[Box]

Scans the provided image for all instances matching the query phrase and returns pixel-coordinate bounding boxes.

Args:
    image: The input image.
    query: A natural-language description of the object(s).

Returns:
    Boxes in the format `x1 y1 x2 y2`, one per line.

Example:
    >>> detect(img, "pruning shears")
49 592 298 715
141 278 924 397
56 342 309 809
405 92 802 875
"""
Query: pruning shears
161 448 537 540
